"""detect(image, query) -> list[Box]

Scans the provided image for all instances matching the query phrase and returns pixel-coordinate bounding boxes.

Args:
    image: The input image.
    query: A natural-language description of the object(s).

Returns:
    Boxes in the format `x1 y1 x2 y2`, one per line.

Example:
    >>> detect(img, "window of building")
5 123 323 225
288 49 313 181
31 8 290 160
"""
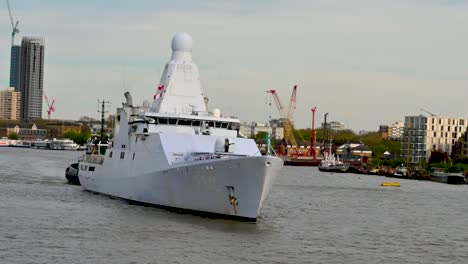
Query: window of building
448 126 451 131
89 166 95 172
109 151 113 158
120 152 125 159
441 126 444 131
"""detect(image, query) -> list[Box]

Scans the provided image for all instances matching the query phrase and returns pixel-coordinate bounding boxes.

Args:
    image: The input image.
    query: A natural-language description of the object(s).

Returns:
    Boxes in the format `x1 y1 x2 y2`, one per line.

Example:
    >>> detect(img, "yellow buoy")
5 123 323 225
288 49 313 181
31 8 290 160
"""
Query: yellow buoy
381 181 400 187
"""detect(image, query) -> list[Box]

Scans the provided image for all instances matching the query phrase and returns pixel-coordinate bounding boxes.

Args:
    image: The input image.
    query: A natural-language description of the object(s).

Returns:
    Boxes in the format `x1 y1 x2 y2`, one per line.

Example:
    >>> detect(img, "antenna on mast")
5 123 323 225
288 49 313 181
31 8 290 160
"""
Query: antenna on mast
98 99 110 142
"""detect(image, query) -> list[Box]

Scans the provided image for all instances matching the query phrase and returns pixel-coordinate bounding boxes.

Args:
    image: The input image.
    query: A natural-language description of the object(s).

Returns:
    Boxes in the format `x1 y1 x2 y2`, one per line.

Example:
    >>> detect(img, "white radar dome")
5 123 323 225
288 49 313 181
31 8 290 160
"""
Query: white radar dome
171 32 193 52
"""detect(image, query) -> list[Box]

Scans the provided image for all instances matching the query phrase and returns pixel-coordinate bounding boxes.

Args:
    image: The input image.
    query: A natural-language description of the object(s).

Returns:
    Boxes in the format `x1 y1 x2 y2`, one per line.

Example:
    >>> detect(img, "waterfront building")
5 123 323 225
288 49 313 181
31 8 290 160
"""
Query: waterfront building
379 125 389 138
322 121 345 131
452 132 468 158
0 87 21 120
426 116 468 157
45 121 86 139
6 124 47 141
379 122 404 140
402 115 468 163
336 143 373 162
462 132 468 157
240 119 284 140
89 123 109 135
401 115 427 164
19 37 45 122
388 121 404 140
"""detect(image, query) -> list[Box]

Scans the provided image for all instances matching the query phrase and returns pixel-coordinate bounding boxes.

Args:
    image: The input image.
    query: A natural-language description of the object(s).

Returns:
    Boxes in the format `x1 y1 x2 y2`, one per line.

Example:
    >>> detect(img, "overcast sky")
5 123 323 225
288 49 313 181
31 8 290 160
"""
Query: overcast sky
1 0 467 131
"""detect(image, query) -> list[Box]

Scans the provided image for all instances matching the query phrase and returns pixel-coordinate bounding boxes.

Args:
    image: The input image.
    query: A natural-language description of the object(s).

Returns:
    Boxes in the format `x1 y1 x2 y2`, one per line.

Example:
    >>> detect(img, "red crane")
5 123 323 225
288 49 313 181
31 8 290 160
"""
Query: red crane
44 94 55 120
310 107 317 157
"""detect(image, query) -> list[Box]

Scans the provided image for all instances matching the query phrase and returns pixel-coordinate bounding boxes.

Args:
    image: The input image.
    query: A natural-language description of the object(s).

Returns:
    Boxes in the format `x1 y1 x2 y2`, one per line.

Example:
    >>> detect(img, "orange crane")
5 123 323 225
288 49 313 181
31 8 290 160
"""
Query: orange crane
267 85 298 147
44 94 55 120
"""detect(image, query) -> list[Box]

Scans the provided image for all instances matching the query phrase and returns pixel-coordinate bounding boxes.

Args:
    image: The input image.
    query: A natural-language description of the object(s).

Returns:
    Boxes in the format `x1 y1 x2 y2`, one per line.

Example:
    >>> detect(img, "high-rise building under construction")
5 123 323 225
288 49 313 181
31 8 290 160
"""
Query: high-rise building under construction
9 45 21 91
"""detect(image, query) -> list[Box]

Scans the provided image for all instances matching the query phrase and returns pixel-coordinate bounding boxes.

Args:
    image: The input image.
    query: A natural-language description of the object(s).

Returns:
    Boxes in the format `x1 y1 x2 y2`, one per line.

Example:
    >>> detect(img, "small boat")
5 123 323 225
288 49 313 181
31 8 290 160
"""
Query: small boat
0 137 10 147
49 139 79 151
32 139 49 149
387 165 411 179
381 181 400 187
11 140 31 148
430 167 466 184
283 156 321 166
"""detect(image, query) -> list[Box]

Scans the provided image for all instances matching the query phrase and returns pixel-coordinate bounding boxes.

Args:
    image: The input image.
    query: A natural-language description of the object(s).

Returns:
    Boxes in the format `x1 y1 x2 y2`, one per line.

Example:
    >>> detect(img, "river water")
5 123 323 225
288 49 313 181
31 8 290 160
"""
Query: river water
0 147 467 263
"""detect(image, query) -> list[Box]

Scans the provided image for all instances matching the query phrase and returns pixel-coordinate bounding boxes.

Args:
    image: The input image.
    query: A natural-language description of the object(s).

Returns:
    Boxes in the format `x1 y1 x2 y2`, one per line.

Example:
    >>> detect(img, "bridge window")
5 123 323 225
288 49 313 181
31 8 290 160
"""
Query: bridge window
178 120 192 126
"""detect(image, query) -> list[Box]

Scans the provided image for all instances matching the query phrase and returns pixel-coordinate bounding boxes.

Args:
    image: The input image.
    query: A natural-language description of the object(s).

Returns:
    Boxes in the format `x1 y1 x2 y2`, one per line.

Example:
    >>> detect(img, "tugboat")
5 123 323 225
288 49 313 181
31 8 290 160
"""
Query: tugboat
67 33 283 221
318 152 350 173
318 140 349 173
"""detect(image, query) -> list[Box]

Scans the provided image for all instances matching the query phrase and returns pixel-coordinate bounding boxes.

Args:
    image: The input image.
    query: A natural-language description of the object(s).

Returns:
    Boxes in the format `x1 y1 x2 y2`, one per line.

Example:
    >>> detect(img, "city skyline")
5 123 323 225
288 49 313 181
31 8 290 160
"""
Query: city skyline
1 0 468 130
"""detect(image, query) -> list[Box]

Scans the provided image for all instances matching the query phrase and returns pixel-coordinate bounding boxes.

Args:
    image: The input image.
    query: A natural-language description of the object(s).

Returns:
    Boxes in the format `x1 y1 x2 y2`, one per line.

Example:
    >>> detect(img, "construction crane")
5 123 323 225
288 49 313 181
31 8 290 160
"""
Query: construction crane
6 0 20 46
286 85 307 143
420 108 437 117
287 85 297 122
266 89 298 147
44 94 55 120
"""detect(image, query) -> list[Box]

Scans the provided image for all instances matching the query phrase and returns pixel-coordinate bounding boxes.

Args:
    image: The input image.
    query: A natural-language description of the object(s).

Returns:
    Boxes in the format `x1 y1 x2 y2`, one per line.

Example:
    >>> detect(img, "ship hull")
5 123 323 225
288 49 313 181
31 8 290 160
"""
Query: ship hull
430 173 466 184
79 156 283 220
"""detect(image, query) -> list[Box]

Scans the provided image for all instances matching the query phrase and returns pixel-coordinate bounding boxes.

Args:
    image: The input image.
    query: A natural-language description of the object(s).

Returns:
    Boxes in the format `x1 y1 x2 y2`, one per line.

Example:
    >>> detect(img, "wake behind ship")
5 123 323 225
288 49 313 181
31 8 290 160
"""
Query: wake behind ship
73 33 283 221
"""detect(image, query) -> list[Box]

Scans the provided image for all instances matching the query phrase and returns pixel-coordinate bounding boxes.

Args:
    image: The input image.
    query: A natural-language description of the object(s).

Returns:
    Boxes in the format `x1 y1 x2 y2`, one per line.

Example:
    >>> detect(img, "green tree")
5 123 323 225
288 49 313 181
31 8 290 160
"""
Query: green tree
7 132 18 140
254 131 268 141
63 131 90 145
